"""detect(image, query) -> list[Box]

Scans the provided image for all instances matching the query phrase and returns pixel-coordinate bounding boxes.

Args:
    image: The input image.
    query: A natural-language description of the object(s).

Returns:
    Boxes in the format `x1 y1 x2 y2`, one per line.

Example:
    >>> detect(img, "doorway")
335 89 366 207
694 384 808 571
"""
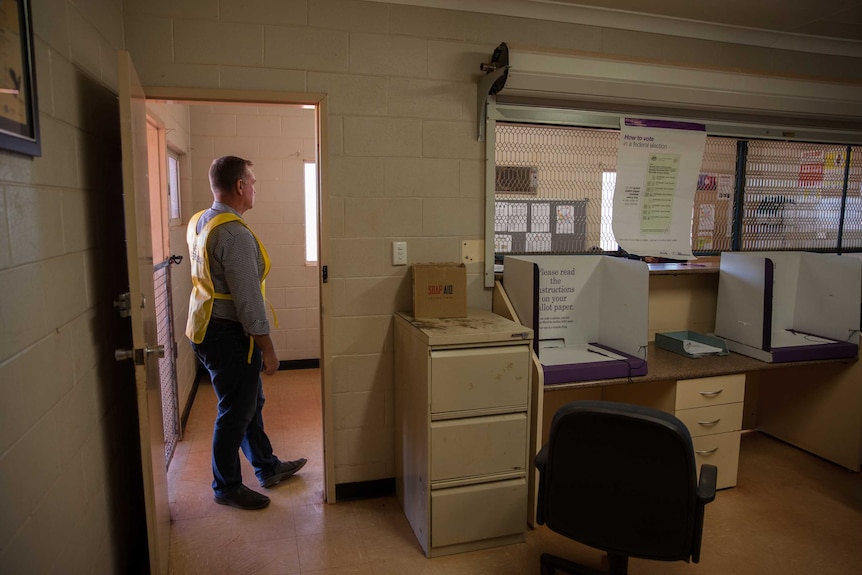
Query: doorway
142 89 333 505
145 115 183 467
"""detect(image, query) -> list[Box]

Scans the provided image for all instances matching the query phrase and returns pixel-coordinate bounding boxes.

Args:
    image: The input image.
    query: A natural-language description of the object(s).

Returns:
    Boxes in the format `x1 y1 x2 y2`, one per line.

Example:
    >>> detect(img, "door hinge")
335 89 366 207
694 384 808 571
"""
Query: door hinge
322 265 328 283
113 292 131 318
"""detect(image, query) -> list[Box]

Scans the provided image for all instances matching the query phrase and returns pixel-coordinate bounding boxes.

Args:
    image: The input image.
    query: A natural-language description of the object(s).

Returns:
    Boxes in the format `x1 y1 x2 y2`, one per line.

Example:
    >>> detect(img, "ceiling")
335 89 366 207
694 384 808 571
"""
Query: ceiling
385 0 862 52
540 0 862 42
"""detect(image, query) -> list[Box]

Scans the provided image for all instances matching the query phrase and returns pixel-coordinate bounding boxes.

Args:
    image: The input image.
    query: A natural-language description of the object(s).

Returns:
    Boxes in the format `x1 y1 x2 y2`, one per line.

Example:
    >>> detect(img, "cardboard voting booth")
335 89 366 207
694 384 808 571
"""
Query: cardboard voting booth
503 255 649 384
714 252 861 363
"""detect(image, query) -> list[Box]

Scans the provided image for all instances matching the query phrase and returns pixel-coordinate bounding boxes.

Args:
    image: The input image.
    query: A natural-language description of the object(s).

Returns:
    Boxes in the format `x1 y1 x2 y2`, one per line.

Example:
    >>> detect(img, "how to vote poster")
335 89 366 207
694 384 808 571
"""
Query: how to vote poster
612 118 707 260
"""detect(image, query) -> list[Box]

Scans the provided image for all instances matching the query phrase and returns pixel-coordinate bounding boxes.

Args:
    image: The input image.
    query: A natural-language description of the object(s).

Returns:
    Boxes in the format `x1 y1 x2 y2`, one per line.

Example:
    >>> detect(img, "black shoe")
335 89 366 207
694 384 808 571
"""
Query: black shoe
260 458 307 488
214 485 270 510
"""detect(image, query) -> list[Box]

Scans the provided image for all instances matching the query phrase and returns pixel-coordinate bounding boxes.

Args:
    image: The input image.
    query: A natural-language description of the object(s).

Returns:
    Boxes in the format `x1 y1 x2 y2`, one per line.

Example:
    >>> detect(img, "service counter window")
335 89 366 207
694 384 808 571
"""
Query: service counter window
488 113 862 285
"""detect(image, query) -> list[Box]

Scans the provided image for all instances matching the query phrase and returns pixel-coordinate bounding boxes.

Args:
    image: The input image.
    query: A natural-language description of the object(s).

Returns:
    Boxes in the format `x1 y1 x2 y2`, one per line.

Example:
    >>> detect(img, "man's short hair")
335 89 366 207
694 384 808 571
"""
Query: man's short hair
209 156 253 194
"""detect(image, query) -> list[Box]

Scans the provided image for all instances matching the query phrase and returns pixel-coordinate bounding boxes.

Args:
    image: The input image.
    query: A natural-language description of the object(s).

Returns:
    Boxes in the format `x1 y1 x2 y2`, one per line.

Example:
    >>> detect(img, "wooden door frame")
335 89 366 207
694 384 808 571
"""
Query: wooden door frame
144 86 335 503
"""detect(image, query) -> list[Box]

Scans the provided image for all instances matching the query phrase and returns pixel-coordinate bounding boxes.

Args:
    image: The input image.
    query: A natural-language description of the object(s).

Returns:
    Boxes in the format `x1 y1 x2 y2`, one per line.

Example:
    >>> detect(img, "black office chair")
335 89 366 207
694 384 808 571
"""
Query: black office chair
535 400 717 575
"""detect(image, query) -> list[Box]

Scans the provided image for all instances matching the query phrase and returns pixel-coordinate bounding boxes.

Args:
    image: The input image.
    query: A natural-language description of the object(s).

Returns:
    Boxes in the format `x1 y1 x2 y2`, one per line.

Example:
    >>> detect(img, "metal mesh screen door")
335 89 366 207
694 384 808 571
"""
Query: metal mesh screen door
154 259 180 467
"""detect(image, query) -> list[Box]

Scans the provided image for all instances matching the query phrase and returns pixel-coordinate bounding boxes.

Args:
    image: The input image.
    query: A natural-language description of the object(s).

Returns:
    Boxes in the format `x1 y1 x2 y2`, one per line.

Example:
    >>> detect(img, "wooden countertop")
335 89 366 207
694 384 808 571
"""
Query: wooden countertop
544 342 858 391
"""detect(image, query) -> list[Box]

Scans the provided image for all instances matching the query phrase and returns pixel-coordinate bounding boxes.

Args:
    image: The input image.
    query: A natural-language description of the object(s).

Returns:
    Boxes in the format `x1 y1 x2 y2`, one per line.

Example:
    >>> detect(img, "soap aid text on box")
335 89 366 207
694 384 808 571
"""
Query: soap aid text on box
412 263 467 319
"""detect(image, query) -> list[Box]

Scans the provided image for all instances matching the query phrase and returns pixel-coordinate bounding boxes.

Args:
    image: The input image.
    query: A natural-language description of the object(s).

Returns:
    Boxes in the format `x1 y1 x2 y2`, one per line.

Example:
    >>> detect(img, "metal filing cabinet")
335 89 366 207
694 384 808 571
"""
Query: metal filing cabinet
394 310 533 557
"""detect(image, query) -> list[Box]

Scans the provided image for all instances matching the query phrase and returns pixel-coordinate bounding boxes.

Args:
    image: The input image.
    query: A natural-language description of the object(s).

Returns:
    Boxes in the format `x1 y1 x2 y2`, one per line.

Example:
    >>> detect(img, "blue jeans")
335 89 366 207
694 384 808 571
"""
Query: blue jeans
191 320 278 496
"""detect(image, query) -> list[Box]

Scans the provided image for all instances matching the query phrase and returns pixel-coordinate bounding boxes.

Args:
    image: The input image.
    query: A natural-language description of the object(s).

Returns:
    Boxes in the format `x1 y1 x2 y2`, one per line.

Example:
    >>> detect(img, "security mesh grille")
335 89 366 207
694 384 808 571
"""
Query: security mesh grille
495 123 738 255
495 123 618 253
692 137 738 253
154 261 180 468
743 141 852 250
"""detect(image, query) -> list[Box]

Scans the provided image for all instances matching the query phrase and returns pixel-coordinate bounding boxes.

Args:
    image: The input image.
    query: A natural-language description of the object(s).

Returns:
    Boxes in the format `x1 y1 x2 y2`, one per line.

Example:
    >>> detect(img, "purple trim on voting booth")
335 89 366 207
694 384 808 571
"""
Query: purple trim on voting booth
624 118 707 131
530 262 540 356
763 259 774 350
769 336 858 363
543 343 648 385
769 341 858 362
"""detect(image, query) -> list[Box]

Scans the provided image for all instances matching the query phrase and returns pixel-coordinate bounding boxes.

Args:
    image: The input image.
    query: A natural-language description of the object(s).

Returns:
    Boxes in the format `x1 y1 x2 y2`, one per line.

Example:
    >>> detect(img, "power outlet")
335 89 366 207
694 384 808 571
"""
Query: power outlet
392 241 407 266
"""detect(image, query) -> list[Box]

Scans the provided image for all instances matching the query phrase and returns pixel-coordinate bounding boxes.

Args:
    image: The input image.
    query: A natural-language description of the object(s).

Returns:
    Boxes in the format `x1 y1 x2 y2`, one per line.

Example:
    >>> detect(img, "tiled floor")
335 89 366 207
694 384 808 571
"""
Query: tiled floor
168 369 862 574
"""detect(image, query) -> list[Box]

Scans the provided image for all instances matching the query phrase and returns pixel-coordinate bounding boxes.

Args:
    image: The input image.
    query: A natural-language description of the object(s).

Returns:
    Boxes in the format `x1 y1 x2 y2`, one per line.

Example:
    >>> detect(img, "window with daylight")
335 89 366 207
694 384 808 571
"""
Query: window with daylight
167 152 181 221
304 162 318 263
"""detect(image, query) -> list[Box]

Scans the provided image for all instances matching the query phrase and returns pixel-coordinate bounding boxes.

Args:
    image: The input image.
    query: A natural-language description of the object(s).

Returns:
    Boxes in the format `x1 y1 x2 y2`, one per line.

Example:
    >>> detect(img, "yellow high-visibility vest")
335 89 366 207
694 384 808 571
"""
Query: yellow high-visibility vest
185 210 274 347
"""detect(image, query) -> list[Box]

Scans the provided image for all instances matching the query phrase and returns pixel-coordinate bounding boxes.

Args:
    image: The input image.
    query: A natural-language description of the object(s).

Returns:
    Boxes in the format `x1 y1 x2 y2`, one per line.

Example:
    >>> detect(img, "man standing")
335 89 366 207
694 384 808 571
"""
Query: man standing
186 156 306 510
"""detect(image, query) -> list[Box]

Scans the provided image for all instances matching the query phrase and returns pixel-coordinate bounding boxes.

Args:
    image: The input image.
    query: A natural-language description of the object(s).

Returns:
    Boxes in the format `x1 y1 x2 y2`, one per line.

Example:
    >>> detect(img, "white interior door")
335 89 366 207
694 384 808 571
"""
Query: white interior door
117 50 170 574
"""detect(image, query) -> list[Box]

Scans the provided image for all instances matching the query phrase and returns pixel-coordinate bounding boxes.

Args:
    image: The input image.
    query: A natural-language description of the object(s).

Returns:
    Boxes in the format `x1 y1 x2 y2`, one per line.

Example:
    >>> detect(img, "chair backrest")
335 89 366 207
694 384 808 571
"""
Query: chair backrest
540 400 700 562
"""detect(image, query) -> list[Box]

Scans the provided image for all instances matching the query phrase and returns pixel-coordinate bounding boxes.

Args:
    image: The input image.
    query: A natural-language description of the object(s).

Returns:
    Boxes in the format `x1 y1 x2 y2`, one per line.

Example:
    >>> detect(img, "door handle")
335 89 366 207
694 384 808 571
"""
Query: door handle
115 345 165 365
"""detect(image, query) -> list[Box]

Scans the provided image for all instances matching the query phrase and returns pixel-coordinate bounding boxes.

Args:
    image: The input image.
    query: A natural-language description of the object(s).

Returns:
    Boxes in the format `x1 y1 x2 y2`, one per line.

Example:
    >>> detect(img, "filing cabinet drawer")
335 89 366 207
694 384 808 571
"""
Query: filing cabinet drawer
693 431 741 489
430 346 530 414
431 478 528 548
676 374 745 410
430 413 527 482
676 403 743 438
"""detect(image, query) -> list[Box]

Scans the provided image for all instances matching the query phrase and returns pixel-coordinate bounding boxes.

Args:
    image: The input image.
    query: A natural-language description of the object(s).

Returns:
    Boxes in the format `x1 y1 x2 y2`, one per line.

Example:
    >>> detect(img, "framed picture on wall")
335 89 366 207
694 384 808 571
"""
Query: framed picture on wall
0 0 40 156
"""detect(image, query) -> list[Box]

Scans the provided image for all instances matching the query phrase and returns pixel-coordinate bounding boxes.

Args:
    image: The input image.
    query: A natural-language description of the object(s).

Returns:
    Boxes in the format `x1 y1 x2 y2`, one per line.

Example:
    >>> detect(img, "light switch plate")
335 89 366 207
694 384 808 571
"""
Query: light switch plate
392 241 407 266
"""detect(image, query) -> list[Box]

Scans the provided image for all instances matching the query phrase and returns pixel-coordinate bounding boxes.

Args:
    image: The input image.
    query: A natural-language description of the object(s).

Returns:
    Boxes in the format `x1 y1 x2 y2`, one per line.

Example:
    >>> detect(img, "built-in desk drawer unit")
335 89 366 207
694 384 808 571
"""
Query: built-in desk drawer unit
430 347 530 414
674 374 745 489
693 432 741 489
675 403 743 438
675 374 745 410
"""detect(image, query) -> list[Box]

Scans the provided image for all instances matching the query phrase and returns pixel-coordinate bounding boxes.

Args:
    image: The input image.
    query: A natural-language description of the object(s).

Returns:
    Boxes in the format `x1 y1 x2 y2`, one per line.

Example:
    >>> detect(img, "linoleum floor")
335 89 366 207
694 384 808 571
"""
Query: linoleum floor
167 369 862 574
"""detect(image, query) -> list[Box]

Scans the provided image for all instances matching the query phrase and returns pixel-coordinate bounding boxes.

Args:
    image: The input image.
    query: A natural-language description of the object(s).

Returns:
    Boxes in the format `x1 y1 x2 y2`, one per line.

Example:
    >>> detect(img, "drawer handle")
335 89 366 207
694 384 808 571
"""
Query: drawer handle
699 389 723 397
697 419 721 426
696 447 719 455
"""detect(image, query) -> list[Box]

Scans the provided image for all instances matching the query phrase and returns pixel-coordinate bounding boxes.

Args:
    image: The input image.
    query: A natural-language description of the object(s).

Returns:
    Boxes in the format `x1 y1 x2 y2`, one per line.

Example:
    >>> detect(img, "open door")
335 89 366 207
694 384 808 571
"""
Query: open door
116 50 170 574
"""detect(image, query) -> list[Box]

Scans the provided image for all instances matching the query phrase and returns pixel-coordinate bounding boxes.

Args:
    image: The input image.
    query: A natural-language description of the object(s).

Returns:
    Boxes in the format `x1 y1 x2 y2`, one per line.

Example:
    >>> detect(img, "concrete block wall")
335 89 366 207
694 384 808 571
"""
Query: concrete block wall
123 0 862 487
0 0 146 572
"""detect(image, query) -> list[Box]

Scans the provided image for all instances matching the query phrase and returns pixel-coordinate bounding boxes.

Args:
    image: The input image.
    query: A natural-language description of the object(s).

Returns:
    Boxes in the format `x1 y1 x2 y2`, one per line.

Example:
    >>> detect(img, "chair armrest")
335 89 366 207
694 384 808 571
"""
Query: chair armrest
697 464 717 505
691 463 718 563
535 445 548 472
534 445 548 525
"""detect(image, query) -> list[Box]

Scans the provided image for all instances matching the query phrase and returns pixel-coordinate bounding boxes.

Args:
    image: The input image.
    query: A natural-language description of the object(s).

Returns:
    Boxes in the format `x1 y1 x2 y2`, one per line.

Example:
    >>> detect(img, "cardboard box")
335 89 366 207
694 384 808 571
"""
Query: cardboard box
412 263 467 319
